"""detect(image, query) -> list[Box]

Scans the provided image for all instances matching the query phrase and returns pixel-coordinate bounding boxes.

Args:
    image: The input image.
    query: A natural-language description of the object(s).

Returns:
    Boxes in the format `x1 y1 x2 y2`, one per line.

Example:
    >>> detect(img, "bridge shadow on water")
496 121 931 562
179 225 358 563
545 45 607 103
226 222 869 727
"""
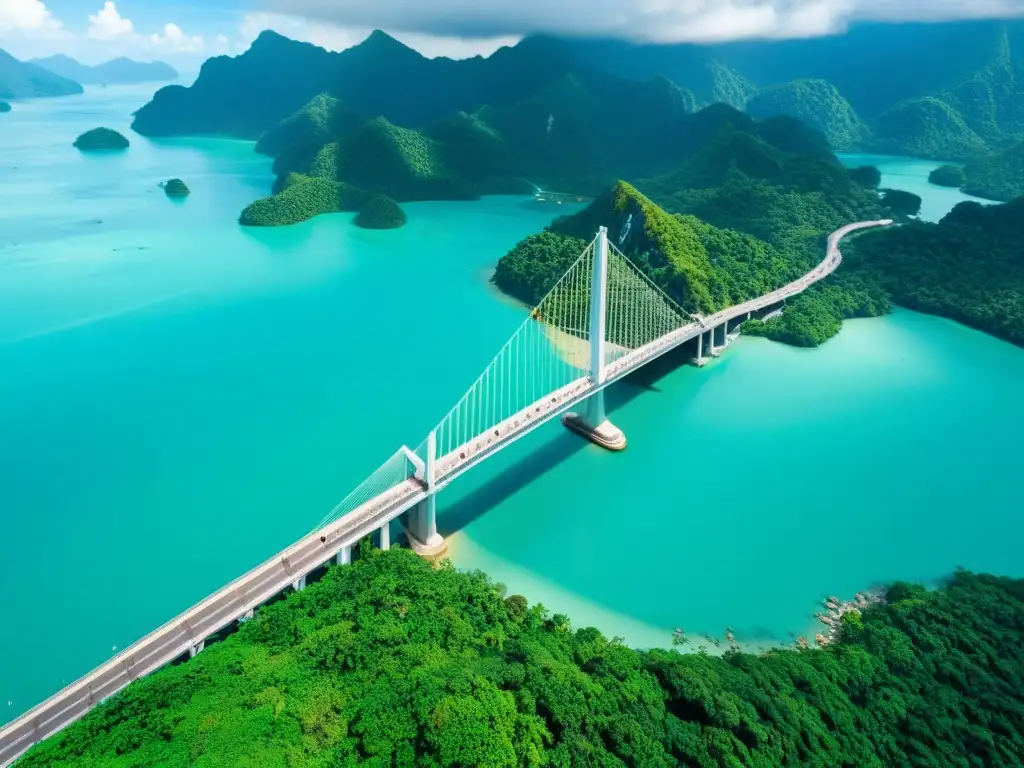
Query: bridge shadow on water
438 342 704 536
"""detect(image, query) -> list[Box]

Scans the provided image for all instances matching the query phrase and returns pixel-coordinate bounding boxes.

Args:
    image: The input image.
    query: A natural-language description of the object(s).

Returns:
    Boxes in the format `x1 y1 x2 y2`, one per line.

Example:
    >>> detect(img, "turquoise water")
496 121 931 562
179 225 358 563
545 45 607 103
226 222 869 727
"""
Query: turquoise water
837 152 991 222
1 89 1022 721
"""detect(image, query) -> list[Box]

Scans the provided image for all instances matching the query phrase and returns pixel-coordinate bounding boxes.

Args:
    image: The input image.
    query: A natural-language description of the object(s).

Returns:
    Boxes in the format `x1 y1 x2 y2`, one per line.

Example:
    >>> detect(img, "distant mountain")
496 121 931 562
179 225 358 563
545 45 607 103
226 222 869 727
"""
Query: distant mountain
132 21 1024 163
31 55 177 84
132 30 575 138
561 20 1024 159
746 79 867 149
0 49 82 99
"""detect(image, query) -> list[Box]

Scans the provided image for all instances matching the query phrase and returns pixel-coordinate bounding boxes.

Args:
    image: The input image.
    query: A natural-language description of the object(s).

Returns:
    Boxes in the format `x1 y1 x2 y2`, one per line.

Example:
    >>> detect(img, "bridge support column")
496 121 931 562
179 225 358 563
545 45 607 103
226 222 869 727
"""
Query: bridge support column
336 545 352 566
241 608 254 621
406 431 448 558
563 226 626 451
189 640 205 659
292 574 306 592
693 328 707 367
379 524 390 551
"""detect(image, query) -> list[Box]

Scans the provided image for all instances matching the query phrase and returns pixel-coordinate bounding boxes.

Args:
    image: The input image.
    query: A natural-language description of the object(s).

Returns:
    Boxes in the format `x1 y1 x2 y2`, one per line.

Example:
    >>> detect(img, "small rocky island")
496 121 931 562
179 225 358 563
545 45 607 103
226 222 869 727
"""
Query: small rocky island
161 178 190 197
354 195 407 229
928 164 966 188
74 127 130 151
0 101 11 113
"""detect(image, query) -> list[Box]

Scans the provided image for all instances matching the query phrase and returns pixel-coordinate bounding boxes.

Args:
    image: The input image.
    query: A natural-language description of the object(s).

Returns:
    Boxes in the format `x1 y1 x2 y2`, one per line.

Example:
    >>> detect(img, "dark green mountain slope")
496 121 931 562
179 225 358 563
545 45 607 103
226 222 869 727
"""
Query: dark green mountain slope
963 140 1024 200
18 546 1024 767
133 30 576 139
243 69 704 225
746 79 866 149
0 48 82 99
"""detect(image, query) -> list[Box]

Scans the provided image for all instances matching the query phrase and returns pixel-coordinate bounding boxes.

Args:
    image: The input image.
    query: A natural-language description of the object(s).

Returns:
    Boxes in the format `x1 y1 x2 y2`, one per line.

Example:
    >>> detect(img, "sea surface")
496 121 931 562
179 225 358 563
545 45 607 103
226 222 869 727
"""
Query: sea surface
2 89 1022 720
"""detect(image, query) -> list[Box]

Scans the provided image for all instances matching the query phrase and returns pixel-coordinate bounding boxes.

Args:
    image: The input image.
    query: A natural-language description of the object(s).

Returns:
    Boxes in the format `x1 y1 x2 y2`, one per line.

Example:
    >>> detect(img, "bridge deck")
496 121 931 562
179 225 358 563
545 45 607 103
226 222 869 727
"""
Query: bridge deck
0 219 889 767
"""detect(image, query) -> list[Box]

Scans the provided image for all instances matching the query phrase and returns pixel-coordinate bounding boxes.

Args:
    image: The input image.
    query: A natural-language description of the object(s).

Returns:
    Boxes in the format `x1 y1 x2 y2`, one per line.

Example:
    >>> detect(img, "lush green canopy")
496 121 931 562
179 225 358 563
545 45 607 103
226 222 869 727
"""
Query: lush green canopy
354 195 407 229
928 164 966 188
19 545 1024 767
73 127 129 151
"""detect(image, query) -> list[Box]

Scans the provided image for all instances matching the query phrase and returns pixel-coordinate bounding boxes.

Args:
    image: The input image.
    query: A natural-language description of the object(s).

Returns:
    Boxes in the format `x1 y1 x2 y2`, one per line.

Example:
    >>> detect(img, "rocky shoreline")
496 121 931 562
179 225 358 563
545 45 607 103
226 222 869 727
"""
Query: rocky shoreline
799 588 887 648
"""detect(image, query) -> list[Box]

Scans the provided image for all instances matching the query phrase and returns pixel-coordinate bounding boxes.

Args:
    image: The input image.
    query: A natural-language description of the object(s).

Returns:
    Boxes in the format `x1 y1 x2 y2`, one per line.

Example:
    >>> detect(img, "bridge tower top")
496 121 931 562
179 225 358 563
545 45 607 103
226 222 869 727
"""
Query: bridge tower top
589 226 609 386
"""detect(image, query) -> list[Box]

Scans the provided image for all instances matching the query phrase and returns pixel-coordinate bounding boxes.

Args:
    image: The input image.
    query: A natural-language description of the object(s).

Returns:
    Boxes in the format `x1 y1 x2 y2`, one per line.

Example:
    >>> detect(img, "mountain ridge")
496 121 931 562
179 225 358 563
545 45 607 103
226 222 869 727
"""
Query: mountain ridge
0 48 82 99
31 55 177 85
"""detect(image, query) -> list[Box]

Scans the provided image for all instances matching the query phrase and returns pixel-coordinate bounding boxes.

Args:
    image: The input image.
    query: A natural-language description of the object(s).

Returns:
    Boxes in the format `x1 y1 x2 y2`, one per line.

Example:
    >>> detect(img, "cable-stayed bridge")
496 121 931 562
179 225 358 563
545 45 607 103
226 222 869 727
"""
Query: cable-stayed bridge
0 218 891 766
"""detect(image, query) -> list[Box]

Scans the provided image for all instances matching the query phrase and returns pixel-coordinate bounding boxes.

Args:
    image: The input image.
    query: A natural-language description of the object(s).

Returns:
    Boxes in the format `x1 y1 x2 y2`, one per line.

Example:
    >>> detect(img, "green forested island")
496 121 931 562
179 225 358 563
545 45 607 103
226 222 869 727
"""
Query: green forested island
19 545 1024 767
73 127 129 151
354 195 407 229
161 178 190 197
928 164 966 187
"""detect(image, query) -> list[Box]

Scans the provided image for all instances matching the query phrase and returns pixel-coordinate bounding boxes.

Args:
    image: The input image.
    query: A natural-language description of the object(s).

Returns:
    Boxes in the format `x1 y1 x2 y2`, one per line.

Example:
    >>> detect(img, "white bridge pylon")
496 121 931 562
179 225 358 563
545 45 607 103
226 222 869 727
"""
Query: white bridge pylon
313 226 698 552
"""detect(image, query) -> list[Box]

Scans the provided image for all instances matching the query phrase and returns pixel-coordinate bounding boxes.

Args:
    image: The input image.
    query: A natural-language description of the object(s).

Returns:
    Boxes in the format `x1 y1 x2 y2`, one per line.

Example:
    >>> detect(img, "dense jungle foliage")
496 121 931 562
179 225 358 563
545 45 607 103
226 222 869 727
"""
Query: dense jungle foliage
20 546 1024 767
239 173 374 227
928 164 966 188
354 195 407 230
493 116 903 346
845 198 1024 345
962 141 1024 201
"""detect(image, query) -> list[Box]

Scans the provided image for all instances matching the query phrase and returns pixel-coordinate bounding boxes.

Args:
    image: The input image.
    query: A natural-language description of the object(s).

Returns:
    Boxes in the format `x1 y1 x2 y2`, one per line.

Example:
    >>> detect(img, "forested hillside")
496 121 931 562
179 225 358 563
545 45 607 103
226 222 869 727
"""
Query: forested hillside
844 198 1024 345
493 112 901 346
962 141 1024 201
19 546 1024 766
133 20 1024 168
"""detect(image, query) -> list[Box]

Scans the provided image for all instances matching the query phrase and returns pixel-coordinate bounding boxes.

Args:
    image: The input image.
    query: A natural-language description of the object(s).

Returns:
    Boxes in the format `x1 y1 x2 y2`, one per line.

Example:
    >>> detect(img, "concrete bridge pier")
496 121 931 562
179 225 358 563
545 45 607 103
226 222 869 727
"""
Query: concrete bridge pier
292 574 307 592
693 329 708 367
562 226 626 451
563 388 626 450
189 640 205 659
335 545 352 566
405 431 448 558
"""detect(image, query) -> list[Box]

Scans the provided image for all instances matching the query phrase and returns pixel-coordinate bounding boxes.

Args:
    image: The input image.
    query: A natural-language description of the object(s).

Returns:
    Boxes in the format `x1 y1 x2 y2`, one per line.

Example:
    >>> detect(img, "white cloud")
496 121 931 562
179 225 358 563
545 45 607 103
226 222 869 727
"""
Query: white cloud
265 0 1024 43
149 23 204 53
0 0 65 38
87 1 133 41
239 12 519 59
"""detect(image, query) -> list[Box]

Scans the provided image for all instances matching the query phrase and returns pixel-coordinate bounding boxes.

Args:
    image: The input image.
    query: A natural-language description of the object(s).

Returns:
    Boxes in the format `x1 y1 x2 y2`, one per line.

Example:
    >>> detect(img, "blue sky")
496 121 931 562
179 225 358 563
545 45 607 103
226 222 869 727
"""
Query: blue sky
3 0 1024 69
